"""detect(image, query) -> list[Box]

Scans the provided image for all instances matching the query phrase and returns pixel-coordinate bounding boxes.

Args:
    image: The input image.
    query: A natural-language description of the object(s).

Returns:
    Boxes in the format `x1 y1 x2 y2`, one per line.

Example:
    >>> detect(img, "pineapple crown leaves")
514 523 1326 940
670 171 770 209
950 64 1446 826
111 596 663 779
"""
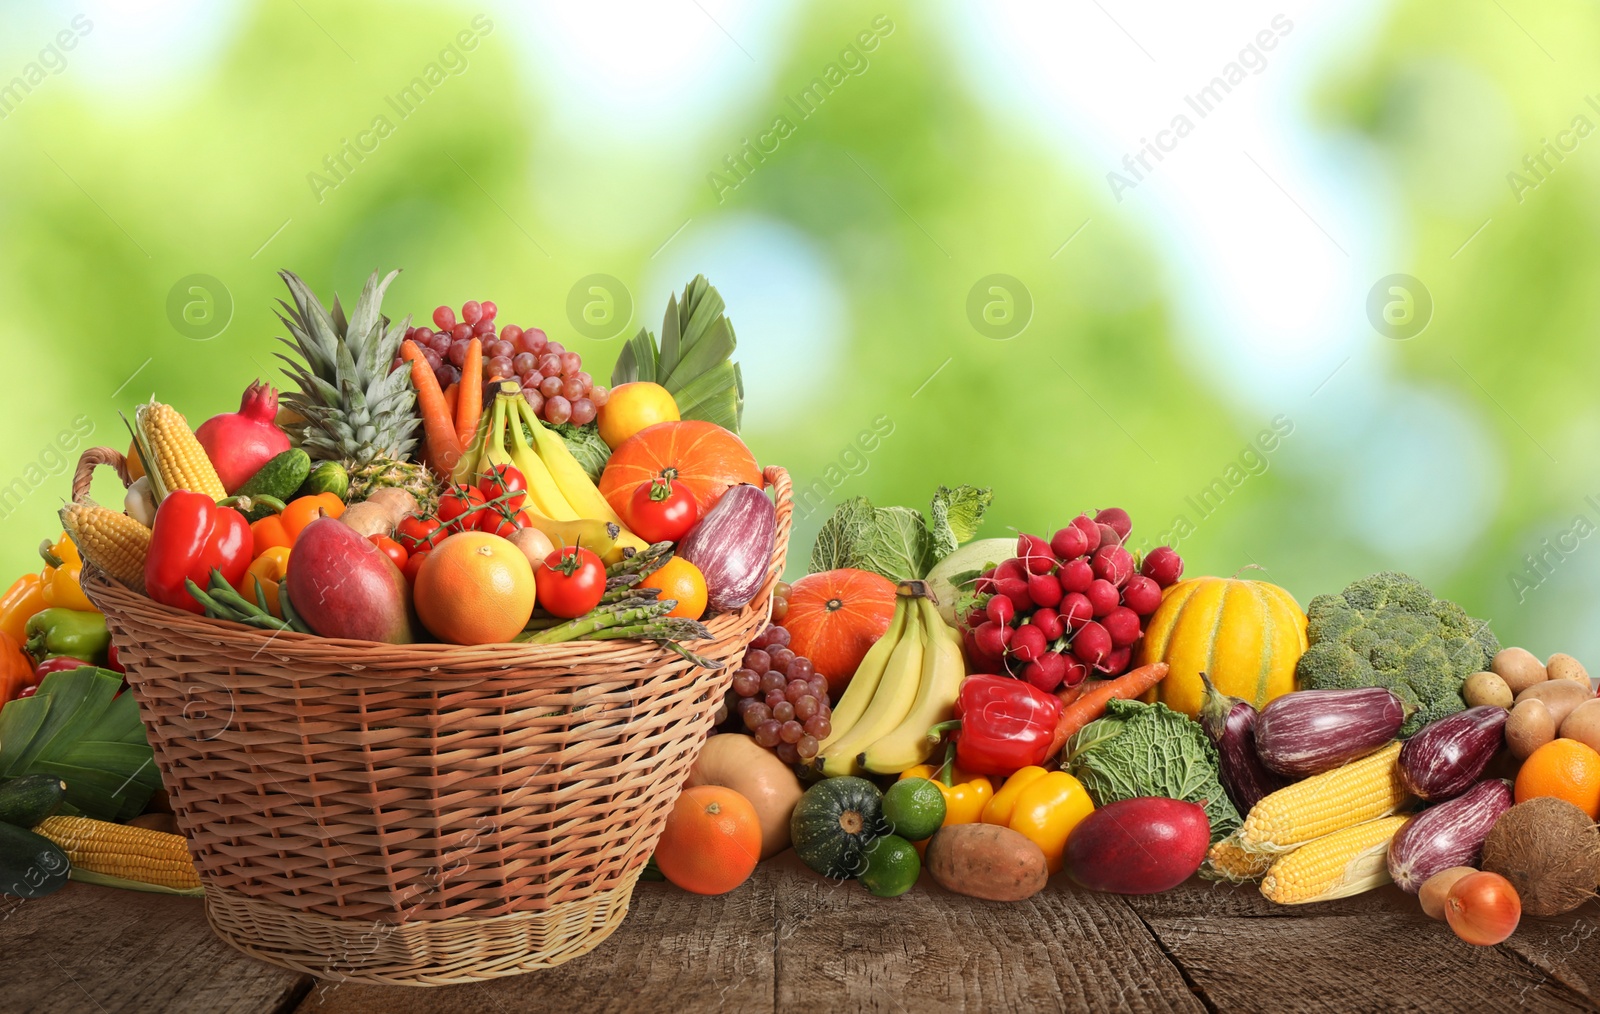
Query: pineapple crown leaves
611 274 744 432
273 269 419 465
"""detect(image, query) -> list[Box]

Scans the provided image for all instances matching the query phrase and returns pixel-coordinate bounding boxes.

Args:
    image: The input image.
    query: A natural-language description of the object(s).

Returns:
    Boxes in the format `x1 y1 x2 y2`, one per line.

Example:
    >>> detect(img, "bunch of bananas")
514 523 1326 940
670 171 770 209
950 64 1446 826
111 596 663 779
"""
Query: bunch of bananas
817 581 966 777
456 381 645 560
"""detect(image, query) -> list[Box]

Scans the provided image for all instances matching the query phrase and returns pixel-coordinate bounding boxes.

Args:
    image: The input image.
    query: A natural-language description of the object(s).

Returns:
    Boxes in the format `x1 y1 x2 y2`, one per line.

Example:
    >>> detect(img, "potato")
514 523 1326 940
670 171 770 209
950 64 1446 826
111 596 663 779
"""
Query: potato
1560 698 1600 754
1514 679 1592 727
1546 653 1592 688
925 824 1047 902
1492 647 1548 695
1463 671 1513 710
338 501 395 538
1506 698 1556 761
1418 866 1476 921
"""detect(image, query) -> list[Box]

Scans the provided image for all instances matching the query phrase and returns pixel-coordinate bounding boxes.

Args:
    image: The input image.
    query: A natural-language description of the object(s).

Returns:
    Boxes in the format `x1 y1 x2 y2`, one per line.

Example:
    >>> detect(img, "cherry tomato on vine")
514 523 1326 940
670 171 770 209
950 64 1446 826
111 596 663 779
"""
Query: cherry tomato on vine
478 464 528 514
628 477 699 544
438 485 487 534
368 534 409 569
477 506 523 538
395 513 447 553
402 549 430 585
535 546 607 619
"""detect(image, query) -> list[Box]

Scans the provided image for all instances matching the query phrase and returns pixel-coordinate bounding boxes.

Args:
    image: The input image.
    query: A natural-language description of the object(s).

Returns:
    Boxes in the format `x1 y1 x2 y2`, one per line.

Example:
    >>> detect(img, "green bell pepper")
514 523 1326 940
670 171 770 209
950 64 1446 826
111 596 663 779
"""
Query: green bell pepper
23 608 110 664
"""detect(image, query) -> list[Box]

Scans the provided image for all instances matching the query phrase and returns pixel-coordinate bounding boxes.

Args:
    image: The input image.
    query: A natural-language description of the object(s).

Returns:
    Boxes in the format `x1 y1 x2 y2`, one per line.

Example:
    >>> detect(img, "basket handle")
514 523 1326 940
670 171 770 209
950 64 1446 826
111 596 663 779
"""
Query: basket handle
73 446 133 502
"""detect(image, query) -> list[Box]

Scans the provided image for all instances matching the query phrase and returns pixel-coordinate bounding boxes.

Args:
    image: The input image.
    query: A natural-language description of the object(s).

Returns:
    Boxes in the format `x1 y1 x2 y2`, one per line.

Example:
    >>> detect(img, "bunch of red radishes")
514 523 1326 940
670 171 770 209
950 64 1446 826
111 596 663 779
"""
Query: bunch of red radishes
960 508 1184 693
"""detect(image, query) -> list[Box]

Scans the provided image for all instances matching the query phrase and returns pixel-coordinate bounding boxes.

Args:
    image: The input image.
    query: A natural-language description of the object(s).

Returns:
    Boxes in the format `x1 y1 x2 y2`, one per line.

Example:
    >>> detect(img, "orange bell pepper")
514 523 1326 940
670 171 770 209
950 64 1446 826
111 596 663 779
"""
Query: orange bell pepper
241 547 291 618
982 766 1094 873
40 533 95 613
0 573 48 645
0 630 31 703
280 493 345 541
250 515 294 558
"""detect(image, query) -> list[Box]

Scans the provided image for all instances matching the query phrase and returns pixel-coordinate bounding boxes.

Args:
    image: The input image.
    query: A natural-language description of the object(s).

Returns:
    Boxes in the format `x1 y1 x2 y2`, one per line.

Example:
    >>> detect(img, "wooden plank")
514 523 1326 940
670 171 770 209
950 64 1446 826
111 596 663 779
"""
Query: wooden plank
1141 910 1595 1013
1124 880 1422 921
768 854 1203 1013
1499 911 1600 1007
0 882 308 1014
298 865 778 1014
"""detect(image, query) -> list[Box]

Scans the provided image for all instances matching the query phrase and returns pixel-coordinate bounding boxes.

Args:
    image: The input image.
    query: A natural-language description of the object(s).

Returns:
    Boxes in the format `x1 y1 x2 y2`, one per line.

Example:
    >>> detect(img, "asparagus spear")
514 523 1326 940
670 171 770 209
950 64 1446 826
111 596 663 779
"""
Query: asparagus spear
518 601 678 644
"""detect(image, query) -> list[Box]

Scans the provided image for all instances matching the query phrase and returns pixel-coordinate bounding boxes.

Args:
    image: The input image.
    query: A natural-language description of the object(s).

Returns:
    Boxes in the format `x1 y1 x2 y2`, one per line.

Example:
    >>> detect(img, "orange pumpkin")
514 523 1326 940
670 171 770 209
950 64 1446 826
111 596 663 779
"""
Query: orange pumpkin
1135 576 1307 718
600 420 761 521
785 569 898 695
0 629 33 704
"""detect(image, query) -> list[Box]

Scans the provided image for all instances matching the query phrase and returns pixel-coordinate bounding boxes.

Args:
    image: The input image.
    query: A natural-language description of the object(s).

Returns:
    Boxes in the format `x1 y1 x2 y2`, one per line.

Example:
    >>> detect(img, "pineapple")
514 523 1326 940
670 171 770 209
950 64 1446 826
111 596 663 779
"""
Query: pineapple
274 270 437 507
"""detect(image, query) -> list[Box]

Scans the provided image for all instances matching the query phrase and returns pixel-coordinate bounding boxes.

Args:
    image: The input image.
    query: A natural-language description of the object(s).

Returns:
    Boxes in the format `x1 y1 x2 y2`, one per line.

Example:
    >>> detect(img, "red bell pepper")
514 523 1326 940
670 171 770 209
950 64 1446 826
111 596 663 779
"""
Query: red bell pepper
932 675 1065 777
144 491 252 614
33 656 91 680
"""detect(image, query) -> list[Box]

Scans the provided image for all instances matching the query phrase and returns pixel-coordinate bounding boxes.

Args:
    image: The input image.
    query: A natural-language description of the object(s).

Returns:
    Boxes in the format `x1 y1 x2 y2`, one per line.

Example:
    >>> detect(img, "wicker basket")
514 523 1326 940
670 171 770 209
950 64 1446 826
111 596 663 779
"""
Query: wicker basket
81 466 792 986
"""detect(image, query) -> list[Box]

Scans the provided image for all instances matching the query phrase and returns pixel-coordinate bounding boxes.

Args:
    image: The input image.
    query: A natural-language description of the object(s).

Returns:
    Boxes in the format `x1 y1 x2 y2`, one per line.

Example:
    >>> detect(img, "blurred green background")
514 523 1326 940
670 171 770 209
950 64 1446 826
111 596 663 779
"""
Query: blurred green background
1 0 1595 662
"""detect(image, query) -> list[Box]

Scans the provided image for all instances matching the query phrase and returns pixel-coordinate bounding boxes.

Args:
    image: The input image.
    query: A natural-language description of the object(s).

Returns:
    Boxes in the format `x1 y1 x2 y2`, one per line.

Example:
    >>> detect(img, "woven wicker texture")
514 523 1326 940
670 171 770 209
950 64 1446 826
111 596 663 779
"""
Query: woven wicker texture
83 467 791 984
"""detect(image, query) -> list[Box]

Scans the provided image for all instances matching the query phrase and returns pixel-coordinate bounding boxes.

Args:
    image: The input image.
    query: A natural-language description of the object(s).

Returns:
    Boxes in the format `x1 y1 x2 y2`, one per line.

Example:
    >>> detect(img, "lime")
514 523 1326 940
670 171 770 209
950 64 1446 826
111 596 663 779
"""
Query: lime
883 778 946 841
859 834 920 898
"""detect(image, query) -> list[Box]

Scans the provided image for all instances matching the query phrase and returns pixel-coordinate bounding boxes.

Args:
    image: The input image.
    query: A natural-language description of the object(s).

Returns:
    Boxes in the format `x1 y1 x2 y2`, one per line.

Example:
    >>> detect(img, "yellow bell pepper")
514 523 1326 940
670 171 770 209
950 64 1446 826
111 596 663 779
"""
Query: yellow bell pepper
241 547 291 618
40 533 95 613
982 766 1094 873
0 573 48 645
898 762 994 826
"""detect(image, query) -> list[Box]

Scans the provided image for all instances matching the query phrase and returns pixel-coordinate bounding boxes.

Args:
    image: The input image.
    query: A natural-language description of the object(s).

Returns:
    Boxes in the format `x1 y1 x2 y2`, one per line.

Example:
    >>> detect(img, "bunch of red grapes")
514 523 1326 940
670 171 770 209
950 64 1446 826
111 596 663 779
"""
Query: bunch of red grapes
728 583 835 765
961 508 1184 694
396 300 610 426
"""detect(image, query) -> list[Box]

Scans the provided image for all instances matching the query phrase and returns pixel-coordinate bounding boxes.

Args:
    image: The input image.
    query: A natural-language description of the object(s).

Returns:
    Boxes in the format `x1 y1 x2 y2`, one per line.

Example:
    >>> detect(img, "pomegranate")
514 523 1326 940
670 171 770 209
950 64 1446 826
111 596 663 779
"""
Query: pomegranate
196 380 292 493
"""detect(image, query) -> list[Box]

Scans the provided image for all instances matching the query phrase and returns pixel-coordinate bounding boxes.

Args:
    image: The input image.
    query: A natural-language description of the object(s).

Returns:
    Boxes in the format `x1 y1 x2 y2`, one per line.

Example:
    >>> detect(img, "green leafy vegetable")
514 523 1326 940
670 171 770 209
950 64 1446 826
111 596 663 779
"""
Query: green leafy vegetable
552 421 611 483
0 667 159 822
1065 698 1240 844
611 275 745 432
809 484 993 582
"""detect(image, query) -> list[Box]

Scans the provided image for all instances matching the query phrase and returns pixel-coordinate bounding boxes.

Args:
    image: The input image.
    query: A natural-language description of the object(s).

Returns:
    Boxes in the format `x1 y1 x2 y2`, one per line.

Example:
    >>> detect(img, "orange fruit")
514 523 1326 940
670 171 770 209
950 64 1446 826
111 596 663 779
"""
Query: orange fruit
1514 738 1600 818
640 557 708 620
598 382 679 450
654 785 761 895
414 532 536 644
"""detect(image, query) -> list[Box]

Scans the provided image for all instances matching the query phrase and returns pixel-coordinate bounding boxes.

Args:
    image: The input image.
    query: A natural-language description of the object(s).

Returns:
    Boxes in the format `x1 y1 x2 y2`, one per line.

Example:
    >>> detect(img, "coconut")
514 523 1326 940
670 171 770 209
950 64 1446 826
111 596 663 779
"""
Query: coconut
1479 797 1600 917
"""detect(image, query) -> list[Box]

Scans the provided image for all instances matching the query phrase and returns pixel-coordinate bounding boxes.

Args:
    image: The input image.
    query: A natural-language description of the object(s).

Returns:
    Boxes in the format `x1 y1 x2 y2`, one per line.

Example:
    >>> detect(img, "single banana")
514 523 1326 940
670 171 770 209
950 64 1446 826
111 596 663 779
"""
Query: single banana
859 597 967 775
519 512 621 560
450 394 500 485
518 399 647 551
502 394 579 520
819 599 907 755
819 594 924 778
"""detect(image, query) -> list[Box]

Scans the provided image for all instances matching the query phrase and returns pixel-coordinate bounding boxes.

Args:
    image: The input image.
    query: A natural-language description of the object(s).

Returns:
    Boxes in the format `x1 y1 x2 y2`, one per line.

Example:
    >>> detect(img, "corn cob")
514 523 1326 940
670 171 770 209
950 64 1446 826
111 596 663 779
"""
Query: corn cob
131 400 226 501
1202 833 1276 883
34 814 201 892
59 501 150 590
1238 741 1411 853
1259 815 1409 904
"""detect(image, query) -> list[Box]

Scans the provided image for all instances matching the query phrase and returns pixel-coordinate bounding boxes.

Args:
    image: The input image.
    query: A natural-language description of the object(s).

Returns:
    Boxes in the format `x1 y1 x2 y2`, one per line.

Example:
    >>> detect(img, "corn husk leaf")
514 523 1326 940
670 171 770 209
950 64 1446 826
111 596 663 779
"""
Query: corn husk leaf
0 668 159 822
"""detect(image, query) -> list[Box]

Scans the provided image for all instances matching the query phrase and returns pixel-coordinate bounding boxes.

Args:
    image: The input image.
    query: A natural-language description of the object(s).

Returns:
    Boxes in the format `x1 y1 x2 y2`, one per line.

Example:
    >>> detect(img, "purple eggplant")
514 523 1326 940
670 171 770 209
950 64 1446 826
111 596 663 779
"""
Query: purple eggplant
1197 673 1289 813
1398 706 1508 801
1255 687 1407 778
1387 779 1513 892
678 484 777 612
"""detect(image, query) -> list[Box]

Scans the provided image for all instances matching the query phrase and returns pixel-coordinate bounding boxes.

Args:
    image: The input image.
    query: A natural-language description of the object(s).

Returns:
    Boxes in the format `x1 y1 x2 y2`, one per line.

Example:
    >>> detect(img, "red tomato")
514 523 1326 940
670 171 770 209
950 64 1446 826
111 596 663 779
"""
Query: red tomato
106 643 125 674
478 464 528 514
477 507 523 538
536 546 607 618
402 550 430 585
1445 871 1521 946
396 513 446 553
368 534 409 569
628 477 700 544
438 485 487 533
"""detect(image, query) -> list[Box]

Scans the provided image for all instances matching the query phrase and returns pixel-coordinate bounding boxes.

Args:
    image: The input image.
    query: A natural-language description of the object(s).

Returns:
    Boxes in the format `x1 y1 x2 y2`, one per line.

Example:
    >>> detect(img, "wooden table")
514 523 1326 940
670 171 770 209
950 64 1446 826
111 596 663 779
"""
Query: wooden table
4 852 1597 1013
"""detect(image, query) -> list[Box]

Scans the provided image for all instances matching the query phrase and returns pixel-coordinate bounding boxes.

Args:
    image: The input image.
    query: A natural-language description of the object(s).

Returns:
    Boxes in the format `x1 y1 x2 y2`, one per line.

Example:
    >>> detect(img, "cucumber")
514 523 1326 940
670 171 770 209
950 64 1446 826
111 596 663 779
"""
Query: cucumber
0 775 65 828
0 822 69 899
298 460 349 500
236 449 312 505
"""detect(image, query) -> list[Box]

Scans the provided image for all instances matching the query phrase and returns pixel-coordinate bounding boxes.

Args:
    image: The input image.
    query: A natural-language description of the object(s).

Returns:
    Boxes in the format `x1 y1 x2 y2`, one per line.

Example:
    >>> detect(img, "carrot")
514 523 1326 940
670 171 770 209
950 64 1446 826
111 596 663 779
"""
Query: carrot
399 340 463 474
1048 662 1169 757
443 383 460 420
455 338 483 449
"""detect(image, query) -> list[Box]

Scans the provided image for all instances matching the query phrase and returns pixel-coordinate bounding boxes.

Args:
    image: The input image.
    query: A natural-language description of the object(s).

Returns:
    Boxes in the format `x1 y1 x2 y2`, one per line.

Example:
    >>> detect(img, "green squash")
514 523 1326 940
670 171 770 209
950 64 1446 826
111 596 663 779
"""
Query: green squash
790 776 886 879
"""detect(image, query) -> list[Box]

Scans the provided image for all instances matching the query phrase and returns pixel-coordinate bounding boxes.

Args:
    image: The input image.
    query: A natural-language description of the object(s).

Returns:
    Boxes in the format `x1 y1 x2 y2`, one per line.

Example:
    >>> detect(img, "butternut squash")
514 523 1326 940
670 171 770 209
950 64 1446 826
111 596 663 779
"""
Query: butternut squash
685 734 803 859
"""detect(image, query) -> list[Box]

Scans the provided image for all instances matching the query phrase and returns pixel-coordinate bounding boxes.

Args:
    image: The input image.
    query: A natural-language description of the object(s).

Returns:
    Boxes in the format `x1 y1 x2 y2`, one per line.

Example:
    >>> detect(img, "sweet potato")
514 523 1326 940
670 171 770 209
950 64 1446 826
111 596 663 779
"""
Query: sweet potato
925 824 1047 902
1515 679 1591 727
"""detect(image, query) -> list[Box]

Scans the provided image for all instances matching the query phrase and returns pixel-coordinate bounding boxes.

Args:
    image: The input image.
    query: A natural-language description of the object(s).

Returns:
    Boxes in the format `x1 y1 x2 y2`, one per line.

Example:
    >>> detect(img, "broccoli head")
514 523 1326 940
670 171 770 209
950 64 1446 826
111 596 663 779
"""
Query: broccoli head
1294 571 1499 736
